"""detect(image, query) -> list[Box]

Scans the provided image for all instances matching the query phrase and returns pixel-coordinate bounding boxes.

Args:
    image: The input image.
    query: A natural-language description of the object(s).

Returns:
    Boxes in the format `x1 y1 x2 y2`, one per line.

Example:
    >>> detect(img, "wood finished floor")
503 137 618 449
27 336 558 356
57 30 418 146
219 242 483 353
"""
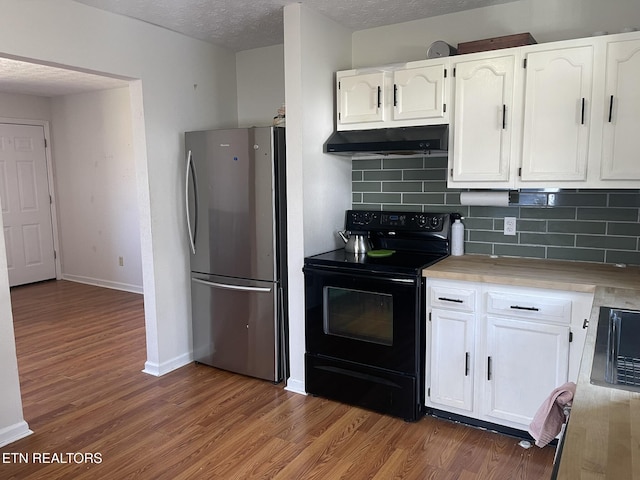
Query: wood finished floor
1 280 555 479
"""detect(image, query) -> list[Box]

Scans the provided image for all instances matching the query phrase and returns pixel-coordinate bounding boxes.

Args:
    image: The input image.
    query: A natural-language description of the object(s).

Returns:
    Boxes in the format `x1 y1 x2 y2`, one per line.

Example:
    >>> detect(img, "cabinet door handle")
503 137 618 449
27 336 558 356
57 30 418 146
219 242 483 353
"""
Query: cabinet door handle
438 297 464 303
393 84 398 107
377 86 382 108
608 95 614 123
510 305 539 311
465 352 470 376
581 98 586 125
487 356 492 381
502 104 507 129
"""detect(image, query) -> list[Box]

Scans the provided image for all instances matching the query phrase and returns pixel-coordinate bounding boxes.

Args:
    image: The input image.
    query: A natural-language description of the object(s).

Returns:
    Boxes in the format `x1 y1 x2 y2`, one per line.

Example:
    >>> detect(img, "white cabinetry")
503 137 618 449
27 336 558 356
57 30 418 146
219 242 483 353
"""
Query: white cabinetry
337 71 386 127
599 36 640 182
447 31 640 189
428 282 478 412
425 279 593 432
392 63 448 122
483 290 571 427
449 52 517 185
336 60 450 131
520 45 594 184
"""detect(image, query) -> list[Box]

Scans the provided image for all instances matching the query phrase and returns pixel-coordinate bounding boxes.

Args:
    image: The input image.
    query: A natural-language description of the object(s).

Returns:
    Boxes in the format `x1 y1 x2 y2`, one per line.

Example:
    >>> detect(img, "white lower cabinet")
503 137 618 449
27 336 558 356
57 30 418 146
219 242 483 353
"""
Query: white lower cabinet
429 308 475 412
483 316 569 426
426 278 593 432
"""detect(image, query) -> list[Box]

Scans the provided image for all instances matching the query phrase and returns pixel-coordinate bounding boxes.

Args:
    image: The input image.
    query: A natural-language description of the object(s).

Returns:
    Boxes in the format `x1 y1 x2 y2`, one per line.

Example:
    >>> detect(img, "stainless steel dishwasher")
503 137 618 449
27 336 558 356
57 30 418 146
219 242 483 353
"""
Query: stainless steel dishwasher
590 306 640 392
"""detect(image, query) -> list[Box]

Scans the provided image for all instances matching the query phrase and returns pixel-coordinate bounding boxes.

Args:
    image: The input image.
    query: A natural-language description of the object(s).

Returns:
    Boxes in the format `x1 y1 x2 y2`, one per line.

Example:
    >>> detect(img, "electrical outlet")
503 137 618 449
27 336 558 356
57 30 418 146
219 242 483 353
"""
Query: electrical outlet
118 256 124 267
504 217 517 236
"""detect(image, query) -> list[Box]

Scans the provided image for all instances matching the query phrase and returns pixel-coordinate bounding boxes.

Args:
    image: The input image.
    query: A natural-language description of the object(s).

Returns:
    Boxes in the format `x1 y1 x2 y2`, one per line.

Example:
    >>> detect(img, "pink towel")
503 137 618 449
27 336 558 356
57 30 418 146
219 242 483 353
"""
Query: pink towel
528 381 576 448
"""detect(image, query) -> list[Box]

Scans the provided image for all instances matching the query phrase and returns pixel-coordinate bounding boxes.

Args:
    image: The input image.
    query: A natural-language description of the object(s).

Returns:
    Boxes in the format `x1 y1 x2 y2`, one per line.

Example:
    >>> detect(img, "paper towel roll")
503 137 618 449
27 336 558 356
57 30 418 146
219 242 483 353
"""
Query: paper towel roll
460 191 510 206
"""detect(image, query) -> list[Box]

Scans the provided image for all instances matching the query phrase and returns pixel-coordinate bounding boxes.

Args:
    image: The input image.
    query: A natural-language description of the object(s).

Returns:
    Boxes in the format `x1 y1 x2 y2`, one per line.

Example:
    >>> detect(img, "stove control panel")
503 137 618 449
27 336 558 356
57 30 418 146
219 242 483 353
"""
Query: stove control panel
346 210 449 232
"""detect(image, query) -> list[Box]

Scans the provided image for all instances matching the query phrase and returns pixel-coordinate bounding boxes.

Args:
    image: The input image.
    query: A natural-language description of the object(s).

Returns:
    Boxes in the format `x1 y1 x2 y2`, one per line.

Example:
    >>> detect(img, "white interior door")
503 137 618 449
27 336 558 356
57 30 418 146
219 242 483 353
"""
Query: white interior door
0 123 56 286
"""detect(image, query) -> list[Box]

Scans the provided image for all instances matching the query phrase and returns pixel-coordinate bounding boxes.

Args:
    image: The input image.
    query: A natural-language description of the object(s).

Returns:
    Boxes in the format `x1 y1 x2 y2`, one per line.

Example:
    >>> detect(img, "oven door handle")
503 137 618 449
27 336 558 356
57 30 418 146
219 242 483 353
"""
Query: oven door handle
389 277 417 284
303 266 417 286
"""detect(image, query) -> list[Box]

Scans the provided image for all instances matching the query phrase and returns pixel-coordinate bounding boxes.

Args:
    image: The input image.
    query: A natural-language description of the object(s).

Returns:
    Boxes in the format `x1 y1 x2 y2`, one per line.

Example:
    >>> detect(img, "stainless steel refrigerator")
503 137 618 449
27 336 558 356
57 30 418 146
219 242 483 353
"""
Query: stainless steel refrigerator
185 126 287 382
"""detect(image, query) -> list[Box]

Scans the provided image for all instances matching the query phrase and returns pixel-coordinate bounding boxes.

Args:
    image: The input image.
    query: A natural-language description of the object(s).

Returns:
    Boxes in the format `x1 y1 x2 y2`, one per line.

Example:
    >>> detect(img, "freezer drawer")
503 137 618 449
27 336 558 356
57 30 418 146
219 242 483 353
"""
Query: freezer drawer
191 274 281 382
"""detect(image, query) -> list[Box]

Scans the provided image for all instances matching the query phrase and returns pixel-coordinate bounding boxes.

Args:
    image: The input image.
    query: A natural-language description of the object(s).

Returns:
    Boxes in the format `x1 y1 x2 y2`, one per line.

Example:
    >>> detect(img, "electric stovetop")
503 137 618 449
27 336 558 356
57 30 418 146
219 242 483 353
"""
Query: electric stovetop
304 248 448 276
304 210 453 276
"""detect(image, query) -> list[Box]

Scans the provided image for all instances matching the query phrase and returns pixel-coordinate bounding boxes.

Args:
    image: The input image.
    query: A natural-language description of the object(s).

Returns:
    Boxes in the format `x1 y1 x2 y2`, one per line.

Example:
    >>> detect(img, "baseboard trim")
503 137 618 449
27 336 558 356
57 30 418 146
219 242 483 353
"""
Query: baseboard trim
0 420 33 448
284 377 306 396
62 274 143 295
142 352 193 377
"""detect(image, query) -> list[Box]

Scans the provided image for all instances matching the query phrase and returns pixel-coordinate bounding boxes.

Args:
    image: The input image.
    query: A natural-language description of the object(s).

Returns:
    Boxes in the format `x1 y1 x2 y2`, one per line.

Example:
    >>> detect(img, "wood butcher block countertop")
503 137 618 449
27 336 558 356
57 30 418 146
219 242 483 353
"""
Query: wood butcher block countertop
423 255 640 479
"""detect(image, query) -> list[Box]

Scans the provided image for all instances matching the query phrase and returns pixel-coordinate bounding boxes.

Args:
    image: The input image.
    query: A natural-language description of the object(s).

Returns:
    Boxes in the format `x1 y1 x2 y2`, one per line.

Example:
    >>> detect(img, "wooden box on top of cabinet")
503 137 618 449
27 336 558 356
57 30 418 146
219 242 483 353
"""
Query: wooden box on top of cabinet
457 32 537 54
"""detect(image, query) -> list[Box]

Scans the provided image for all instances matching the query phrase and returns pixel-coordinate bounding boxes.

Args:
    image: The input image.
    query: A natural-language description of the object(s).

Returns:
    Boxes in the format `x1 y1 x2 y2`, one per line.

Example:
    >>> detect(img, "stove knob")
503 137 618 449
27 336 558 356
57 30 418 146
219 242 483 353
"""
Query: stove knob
416 215 428 227
430 216 441 228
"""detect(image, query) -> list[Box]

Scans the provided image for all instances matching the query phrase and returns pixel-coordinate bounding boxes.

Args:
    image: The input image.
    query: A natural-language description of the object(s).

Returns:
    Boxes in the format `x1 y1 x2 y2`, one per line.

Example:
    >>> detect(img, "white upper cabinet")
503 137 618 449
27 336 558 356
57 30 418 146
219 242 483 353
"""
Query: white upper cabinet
449 53 517 186
393 64 447 121
446 31 640 189
520 45 594 183
337 71 386 126
336 59 450 131
599 37 640 182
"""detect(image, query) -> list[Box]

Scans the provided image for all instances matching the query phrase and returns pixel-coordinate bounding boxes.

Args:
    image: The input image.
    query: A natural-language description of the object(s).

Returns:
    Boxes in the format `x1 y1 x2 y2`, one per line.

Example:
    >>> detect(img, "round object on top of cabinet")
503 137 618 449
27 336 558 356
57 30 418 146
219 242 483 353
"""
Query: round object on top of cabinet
427 41 457 59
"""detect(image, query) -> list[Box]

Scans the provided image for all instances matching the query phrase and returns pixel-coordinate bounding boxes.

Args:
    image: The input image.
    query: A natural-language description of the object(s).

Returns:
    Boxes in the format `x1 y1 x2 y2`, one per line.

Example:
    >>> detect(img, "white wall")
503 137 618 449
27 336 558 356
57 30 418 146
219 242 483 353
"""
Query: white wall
236 45 285 128
0 225 31 447
0 90 141 293
0 92 51 121
0 93 50 446
352 0 640 67
283 4 352 393
51 87 143 292
0 0 238 443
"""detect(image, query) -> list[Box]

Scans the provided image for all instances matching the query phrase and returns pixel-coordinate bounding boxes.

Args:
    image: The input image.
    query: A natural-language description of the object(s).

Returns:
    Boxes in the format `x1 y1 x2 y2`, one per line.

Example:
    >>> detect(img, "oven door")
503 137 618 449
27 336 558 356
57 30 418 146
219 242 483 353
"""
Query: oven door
304 265 422 374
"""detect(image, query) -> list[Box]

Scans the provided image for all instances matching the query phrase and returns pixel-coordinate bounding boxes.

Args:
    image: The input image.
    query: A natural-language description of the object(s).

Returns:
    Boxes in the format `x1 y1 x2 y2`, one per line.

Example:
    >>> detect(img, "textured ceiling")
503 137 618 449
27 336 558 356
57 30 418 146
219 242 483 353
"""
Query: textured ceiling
0 57 130 97
2 0 517 97
73 0 518 52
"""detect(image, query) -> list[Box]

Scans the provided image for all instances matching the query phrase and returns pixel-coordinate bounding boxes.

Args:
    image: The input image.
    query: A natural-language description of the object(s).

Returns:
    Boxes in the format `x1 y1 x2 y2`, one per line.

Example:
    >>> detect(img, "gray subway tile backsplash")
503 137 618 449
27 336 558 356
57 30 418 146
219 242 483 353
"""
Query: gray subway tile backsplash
364 170 403 181
608 222 640 236
352 156 640 266
547 247 606 263
547 220 607 234
383 181 423 192
577 207 639 222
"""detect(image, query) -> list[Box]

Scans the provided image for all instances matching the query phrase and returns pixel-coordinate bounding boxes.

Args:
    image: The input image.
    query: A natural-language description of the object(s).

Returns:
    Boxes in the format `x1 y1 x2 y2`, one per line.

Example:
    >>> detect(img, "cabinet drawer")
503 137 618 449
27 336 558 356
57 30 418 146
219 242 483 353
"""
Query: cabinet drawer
486 291 572 324
430 284 476 312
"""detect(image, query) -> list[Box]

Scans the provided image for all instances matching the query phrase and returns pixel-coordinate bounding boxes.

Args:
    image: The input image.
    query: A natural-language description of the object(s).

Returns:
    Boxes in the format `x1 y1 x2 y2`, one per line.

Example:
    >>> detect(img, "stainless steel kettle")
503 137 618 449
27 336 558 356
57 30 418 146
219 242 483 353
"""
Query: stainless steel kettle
337 230 372 254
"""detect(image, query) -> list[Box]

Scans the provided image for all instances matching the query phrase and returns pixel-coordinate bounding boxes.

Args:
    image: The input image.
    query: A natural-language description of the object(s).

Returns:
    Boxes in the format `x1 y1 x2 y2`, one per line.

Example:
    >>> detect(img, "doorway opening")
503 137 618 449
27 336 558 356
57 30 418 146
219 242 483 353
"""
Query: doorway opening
0 56 152 440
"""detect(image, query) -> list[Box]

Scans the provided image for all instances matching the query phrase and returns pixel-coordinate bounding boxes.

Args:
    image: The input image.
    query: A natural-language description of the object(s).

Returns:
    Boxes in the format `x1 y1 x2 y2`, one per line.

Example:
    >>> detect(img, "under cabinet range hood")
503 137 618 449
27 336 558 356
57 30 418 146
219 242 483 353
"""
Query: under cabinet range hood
324 125 448 156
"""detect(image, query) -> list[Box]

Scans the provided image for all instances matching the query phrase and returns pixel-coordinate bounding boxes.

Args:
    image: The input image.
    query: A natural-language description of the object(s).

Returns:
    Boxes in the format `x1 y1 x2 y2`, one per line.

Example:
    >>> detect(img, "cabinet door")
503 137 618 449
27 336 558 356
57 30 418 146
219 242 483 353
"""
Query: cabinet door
601 38 640 180
520 46 594 182
484 316 569 427
393 65 446 121
337 72 385 126
429 308 475 412
450 54 516 185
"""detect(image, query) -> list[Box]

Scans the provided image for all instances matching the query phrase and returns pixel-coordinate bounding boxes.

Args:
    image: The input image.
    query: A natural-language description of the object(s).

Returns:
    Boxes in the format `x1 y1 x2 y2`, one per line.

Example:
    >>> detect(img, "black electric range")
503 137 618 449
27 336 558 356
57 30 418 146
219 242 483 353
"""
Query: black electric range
303 210 452 421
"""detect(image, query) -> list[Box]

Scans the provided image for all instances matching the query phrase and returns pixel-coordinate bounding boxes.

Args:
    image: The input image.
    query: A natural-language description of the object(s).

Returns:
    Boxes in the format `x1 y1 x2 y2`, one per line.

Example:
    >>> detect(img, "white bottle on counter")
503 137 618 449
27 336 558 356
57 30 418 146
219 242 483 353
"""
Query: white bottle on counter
451 218 464 256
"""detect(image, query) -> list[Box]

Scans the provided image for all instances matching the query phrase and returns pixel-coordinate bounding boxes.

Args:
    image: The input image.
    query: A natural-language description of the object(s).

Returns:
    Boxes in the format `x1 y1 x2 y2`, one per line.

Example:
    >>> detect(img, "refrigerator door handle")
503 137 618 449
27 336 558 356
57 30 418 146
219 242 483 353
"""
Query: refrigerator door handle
185 149 197 254
192 277 272 293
